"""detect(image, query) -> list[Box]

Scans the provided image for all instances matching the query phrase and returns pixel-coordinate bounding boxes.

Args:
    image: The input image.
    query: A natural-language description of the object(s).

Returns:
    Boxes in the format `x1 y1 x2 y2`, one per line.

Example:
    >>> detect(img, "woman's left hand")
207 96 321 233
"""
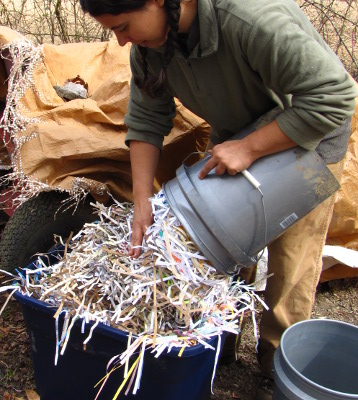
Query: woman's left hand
198 139 253 178
198 120 297 179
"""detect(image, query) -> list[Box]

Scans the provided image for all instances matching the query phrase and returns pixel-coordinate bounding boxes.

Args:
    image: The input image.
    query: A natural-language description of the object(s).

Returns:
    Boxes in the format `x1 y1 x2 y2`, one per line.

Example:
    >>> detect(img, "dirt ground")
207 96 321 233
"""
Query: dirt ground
212 277 358 399
1 266 358 400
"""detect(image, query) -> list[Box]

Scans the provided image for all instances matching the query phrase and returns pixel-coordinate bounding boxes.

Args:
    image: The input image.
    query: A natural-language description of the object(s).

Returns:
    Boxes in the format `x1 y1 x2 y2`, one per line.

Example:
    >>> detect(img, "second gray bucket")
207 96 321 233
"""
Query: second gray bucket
273 319 358 399
162 147 340 274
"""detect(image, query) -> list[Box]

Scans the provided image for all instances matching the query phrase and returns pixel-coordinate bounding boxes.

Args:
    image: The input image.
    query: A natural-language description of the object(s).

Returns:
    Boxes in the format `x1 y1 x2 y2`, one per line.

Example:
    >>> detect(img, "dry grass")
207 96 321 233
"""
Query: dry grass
298 0 358 79
0 0 110 44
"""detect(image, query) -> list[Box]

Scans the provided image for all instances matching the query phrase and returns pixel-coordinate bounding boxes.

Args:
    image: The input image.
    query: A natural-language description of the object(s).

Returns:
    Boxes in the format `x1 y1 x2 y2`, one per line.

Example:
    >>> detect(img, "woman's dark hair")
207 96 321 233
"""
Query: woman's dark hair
80 0 181 98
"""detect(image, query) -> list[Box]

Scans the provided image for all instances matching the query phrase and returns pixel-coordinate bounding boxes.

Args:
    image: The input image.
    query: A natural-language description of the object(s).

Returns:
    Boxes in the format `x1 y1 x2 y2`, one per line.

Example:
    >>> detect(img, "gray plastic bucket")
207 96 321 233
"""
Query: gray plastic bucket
162 147 340 274
273 319 358 399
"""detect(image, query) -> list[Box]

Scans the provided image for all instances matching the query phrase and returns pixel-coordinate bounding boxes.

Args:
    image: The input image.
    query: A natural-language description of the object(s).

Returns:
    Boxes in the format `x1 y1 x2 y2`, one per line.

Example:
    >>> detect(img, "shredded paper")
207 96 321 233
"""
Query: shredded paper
1 190 265 398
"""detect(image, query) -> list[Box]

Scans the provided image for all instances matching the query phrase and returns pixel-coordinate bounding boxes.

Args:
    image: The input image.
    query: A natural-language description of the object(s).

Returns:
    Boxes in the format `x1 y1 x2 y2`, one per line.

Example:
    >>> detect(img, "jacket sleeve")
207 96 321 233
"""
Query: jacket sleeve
124 45 177 150
237 4 357 150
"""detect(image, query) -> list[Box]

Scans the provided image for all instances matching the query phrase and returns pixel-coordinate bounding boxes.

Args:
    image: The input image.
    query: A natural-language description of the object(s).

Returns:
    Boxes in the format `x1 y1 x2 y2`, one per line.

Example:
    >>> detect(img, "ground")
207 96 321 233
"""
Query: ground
1 269 357 400
211 277 358 400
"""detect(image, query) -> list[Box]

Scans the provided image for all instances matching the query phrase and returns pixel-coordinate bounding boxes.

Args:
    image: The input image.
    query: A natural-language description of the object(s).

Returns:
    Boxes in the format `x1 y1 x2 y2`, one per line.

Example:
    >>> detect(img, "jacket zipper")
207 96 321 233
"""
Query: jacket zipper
185 59 201 93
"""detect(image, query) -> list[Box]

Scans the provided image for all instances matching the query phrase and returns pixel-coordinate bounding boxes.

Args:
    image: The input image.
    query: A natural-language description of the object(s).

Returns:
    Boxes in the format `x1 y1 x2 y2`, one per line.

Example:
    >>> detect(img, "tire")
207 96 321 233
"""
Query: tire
0 191 98 273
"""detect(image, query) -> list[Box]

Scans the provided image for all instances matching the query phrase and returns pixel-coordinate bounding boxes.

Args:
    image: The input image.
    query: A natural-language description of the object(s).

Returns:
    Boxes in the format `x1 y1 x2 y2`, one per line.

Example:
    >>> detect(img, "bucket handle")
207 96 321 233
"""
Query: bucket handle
181 151 210 166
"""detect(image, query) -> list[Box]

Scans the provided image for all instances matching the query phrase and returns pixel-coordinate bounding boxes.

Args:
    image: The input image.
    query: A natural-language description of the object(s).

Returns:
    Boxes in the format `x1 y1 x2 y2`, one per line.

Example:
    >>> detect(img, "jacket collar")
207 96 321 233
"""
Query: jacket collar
196 0 219 57
151 0 219 59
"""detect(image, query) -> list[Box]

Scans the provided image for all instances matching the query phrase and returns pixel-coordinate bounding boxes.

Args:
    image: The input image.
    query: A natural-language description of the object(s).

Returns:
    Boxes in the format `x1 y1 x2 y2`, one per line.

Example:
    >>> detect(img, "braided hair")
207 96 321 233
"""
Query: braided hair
80 0 181 98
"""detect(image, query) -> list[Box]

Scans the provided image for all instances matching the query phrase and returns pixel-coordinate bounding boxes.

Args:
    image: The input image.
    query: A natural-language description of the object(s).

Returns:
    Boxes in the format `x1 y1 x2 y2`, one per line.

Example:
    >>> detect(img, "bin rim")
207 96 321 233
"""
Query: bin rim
13 282 221 359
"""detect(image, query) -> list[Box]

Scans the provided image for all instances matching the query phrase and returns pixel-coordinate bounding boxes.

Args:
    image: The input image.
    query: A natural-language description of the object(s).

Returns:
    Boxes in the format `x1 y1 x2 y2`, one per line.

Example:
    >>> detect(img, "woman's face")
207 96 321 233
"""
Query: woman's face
94 0 169 48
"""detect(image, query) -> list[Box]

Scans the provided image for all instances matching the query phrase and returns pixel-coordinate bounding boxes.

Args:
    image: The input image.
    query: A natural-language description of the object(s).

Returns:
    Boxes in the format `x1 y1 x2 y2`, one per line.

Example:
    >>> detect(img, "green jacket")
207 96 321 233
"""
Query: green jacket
124 0 357 162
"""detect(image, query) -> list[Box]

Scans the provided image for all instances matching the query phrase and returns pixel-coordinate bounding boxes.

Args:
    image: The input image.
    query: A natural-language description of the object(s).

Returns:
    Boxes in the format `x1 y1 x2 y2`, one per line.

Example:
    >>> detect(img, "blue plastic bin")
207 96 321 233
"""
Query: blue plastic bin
14 277 224 400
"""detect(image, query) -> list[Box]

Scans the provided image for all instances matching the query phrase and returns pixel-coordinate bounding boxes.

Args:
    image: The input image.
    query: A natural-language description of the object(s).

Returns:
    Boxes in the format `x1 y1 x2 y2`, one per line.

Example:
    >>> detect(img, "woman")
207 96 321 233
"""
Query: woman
80 0 356 398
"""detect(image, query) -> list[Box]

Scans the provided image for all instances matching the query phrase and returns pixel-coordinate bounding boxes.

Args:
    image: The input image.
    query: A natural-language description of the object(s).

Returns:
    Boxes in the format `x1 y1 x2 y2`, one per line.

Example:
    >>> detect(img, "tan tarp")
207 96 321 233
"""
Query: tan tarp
326 96 358 249
1 26 358 280
323 96 358 280
0 26 210 204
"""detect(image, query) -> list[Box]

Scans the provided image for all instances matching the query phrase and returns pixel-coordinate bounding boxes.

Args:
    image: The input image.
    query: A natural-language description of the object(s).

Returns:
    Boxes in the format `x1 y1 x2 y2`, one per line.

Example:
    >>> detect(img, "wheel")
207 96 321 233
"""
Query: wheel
0 191 98 273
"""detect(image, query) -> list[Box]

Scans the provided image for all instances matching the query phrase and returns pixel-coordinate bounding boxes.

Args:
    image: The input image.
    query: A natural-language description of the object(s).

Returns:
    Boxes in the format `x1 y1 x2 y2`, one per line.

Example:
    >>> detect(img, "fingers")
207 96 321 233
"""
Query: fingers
129 245 142 258
198 158 241 179
128 220 143 257
227 168 242 176
129 233 142 258
199 143 242 179
129 197 153 258
130 216 152 258
198 157 218 179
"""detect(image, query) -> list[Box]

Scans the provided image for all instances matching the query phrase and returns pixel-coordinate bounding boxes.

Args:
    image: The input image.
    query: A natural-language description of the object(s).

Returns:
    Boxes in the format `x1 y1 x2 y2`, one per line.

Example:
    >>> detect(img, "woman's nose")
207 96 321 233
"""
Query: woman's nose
114 31 131 47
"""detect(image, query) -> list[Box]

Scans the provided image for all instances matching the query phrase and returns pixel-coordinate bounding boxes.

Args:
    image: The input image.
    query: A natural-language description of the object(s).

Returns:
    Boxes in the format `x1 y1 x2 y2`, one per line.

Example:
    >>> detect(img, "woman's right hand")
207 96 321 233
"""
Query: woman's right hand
128 140 160 258
130 197 153 258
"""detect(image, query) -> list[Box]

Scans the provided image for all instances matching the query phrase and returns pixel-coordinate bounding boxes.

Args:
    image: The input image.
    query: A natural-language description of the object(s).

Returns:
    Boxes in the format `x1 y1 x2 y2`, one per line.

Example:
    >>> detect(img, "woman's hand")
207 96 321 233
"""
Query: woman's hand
198 120 296 179
130 197 153 258
128 140 160 258
199 140 253 178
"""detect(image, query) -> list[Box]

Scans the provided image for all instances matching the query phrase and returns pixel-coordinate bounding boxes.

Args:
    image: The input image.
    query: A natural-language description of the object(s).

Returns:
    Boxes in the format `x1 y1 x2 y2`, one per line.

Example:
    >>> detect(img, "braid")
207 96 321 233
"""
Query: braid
133 46 148 90
135 0 181 98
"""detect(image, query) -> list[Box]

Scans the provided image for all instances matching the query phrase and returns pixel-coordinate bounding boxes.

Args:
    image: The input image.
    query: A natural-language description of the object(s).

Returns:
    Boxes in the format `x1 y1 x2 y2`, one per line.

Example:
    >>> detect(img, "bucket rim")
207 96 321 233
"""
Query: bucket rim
279 318 358 398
